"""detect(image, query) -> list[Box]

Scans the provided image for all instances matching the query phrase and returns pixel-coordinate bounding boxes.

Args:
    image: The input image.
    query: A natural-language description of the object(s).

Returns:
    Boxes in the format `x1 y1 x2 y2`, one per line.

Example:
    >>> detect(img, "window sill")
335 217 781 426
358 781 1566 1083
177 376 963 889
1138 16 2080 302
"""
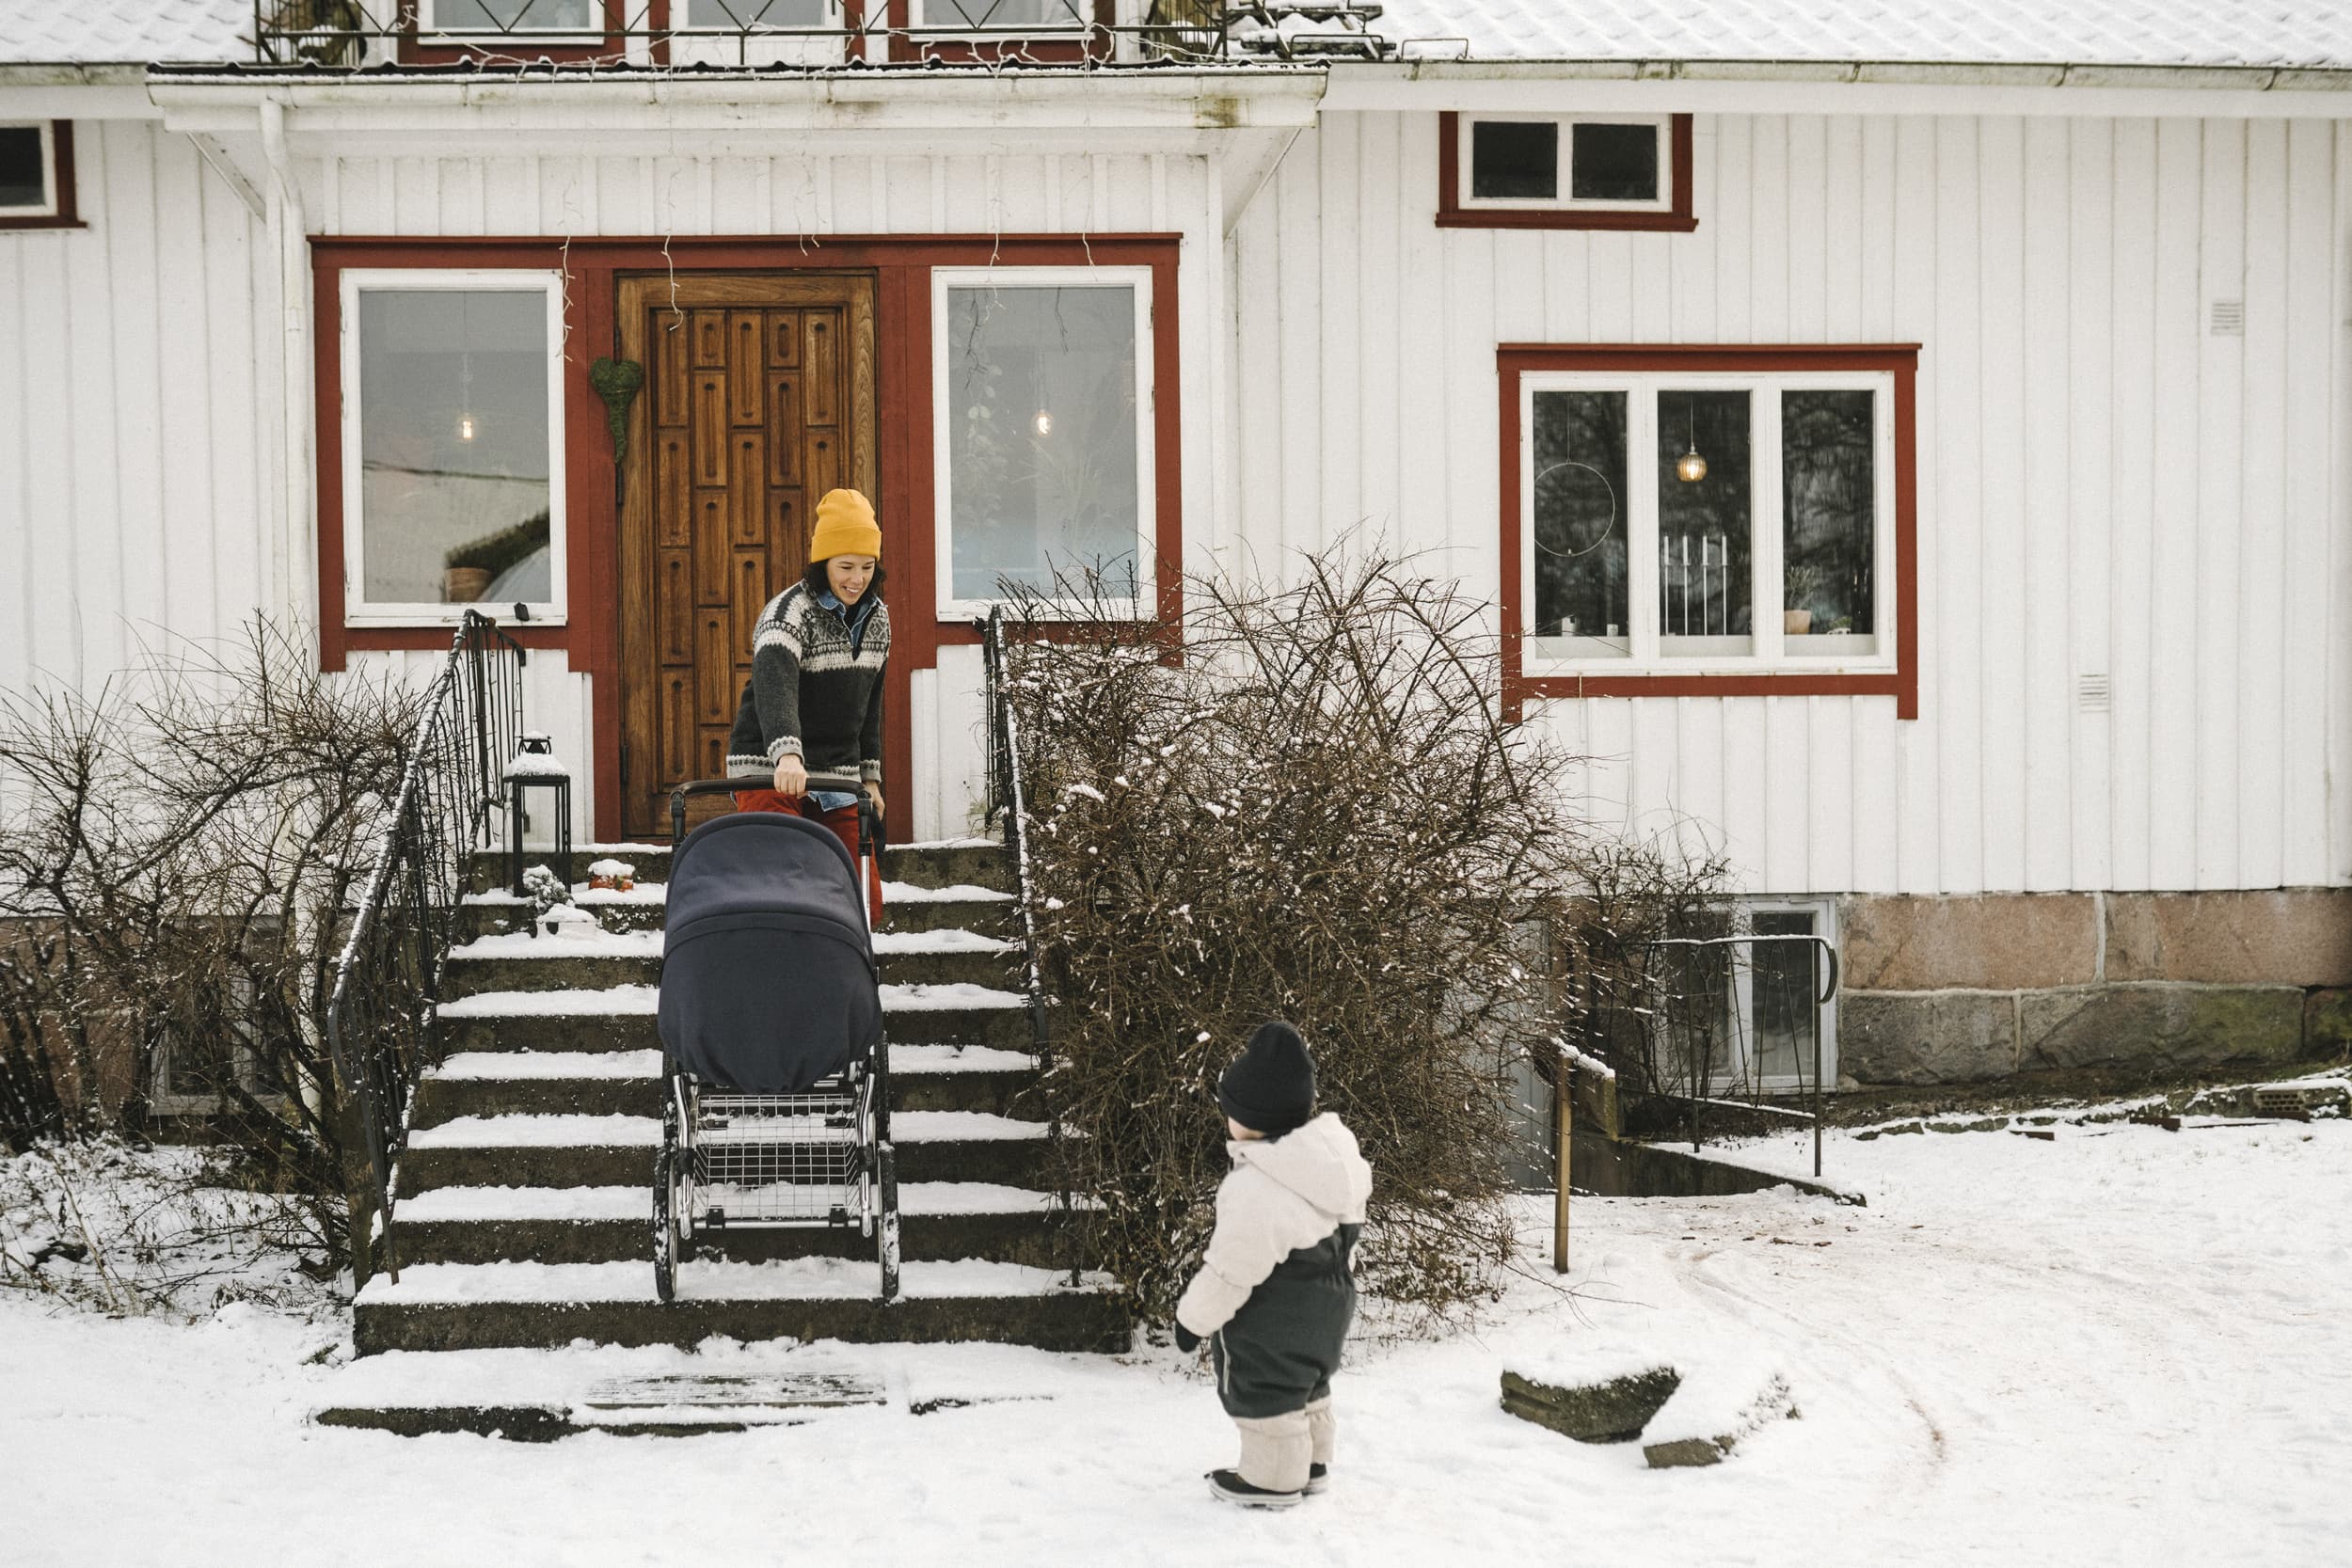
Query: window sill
1510 670 1905 705
0 215 84 230
1438 210 1697 233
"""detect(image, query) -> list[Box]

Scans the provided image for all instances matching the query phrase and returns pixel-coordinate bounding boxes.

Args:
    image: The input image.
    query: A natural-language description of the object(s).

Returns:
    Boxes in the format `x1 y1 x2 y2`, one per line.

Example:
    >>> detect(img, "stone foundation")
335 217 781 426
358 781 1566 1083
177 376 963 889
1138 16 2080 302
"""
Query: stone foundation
1836 890 2351 1085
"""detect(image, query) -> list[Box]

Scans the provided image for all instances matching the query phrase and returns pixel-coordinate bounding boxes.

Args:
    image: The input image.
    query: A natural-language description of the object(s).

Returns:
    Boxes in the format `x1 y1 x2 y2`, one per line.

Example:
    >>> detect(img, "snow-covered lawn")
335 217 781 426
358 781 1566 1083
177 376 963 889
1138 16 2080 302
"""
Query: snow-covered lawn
5 1119 2345 1567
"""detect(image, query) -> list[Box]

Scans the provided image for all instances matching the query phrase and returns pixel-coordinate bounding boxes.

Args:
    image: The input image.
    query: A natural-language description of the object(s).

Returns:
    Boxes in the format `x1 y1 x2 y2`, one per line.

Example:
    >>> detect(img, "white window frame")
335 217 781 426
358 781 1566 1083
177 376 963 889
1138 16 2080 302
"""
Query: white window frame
1723 898 1841 1095
1460 114 1672 214
1518 370 1898 677
339 268 569 628
674 0 841 28
416 0 606 40
930 264 1156 619
910 0 1089 31
0 120 57 217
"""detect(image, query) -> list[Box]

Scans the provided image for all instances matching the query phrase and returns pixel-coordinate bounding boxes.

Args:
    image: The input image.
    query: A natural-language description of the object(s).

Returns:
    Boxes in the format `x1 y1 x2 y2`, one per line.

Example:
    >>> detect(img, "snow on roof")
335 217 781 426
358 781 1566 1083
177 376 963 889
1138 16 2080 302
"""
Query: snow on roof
0 0 249 66
1373 0 2352 71
2 0 2346 73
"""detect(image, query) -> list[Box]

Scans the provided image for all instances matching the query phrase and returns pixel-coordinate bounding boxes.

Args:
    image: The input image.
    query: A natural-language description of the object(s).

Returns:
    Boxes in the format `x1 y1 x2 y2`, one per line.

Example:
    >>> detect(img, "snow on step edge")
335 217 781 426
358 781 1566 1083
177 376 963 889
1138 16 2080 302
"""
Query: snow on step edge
358 1256 1112 1305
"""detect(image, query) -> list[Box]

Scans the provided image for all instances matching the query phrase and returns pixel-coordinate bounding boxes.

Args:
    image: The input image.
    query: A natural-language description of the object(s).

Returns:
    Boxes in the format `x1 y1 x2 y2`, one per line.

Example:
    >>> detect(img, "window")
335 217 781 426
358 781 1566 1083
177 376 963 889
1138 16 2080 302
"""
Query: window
0 121 75 229
1439 113 1693 231
932 267 1153 613
339 270 567 626
1502 344 1918 713
914 0 1088 28
1649 901 1839 1096
420 0 600 33
682 0 829 23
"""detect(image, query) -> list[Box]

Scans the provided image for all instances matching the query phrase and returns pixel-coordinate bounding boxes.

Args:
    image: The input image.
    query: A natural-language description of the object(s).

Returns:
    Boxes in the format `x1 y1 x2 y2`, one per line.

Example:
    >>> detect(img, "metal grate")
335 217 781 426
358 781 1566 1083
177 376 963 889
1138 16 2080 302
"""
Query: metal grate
2210 299 2246 336
2077 673 2112 713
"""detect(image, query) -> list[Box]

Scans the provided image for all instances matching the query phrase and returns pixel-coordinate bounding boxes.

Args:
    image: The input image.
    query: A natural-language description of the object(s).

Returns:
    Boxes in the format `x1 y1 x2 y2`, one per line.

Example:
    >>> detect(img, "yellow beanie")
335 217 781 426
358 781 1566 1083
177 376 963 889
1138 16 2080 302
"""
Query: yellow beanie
809 488 882 563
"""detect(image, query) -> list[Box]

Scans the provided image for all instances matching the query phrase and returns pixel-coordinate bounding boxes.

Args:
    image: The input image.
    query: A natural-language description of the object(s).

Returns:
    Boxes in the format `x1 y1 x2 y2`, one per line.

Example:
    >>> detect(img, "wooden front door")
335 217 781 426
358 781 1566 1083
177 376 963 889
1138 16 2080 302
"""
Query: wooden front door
614 274 878 839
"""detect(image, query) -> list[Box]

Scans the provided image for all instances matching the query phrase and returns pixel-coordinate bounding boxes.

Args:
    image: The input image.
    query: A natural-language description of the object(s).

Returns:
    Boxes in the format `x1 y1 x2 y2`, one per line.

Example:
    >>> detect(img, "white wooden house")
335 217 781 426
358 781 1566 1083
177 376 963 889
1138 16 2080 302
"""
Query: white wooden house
3 0 2348 1087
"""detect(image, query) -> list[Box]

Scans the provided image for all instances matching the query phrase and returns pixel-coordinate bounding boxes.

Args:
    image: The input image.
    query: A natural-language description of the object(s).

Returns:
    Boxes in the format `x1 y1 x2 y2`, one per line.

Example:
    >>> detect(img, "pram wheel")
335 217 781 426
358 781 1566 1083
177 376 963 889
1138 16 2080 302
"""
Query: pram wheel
653 1144 680 1305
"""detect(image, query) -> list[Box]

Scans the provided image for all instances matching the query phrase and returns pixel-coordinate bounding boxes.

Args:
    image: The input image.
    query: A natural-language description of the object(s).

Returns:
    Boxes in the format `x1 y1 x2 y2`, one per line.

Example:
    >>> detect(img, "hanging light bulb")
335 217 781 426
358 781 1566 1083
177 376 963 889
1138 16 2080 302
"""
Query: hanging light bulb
1677 397 1707 483
456 412 479 442
454 292 479 442
1032 408 1054 437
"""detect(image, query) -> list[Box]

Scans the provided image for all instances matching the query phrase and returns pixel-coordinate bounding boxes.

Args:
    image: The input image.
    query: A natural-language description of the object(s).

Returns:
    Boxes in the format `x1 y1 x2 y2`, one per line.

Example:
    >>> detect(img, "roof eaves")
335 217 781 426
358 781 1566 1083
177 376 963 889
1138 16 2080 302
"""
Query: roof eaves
1349 55 2352 92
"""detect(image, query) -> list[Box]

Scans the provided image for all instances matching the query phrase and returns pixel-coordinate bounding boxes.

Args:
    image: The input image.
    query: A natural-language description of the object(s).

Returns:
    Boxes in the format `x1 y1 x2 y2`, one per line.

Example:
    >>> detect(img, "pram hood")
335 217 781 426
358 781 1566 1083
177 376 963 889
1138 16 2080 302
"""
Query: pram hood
658 811 882 1094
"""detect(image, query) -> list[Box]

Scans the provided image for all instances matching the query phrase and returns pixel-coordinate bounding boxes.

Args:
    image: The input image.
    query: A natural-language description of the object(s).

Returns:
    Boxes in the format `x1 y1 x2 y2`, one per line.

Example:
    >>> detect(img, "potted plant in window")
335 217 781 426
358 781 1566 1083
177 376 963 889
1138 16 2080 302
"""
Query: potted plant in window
444 512 550 604
1782 562 1824 636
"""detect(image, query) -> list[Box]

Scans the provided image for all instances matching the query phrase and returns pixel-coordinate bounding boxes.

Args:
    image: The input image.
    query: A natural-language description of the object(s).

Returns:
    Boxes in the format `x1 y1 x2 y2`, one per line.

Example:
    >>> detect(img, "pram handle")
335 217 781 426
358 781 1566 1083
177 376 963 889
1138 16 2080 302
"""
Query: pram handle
667 778 883 861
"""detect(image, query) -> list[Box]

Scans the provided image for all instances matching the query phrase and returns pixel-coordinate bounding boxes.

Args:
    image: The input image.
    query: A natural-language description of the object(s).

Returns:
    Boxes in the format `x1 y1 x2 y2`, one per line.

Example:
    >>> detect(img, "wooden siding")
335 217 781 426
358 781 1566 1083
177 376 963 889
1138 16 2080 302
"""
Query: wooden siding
1226 111 2352 895
0 119 274 695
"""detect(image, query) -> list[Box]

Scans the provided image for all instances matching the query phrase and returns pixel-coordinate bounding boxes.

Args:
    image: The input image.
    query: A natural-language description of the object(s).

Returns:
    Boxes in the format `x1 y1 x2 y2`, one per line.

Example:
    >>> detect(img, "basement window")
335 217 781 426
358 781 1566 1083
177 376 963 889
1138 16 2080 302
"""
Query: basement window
0 121 76 229
1648 900 1841 1097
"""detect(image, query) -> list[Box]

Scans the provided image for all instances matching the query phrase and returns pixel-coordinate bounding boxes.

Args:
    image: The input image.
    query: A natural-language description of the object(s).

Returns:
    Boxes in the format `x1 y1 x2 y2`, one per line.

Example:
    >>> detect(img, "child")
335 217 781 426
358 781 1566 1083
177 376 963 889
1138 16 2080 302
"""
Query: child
1174 1022 1374 1509
725 487 890 925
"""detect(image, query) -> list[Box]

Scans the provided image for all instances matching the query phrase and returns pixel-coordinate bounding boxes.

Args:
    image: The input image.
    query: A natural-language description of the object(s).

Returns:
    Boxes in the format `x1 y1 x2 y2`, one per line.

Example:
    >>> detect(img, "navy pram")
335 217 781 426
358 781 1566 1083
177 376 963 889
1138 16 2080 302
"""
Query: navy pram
651 783 900 1304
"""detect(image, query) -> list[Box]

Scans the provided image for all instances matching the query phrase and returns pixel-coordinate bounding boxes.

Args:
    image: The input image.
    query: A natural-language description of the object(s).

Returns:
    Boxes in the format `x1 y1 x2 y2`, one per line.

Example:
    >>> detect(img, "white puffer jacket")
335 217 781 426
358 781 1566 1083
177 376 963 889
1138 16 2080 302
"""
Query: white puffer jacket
1175 1113 1374 1338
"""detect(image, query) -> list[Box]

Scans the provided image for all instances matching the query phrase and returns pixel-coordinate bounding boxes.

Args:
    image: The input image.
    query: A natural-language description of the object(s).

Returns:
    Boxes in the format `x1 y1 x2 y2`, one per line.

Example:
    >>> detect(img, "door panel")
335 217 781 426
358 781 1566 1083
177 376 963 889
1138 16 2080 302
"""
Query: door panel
616 273 879 839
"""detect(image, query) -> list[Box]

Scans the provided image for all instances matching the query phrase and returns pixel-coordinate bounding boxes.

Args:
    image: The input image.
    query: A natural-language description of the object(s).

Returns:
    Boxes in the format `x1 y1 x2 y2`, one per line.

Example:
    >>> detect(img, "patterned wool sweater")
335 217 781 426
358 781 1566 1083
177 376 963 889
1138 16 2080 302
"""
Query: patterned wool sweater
724 582 890 787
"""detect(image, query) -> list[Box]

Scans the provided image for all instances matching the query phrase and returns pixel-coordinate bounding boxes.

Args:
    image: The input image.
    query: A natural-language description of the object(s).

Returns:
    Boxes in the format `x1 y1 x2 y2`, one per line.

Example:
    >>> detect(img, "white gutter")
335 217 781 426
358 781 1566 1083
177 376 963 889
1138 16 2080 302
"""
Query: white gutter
259 98 313 634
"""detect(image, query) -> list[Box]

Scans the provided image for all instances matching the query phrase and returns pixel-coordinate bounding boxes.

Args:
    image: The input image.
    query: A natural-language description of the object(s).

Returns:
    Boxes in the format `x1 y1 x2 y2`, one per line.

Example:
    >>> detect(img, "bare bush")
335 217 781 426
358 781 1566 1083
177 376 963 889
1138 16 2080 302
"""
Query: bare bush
0 621 422 1270
1005 552 1672 1327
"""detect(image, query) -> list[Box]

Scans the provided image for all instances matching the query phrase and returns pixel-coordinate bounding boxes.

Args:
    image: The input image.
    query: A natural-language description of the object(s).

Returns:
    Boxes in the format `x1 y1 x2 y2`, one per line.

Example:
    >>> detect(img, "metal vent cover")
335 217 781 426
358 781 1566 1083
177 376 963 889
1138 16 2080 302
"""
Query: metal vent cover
2077 673 2112 713
2210 299 2246 335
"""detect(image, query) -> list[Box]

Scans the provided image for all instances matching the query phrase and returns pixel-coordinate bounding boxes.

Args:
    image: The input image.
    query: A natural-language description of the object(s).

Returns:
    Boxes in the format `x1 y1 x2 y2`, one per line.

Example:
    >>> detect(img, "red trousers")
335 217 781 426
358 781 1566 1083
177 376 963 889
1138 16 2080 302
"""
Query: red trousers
732 789 882 926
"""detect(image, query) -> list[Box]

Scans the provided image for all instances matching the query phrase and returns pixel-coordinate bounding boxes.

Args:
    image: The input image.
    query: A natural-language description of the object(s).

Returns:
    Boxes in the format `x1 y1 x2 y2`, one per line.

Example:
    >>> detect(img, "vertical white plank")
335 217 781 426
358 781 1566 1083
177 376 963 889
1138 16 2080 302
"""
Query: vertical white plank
1806 696 1854 893
1673 695 1726 860
2066 118 2116 894
2018 116 2072 891
1274 129 1322 560
2146 119 2204 889
1720 696 1768 890
483 157 533 237
65 123 125 677
1396 116 1449 562
1713 116 1753 343
1786 114 1828 341
1629 229 1672 341
1748 115 1788 341
0 232 26 684
2280 121 2335 883
1442 214 1498 578
1973 116 2027 893
1232 171 1283 571
1891 114 1940 893
825 155 872 233
2193 119 2246 889
105 124 166 657
1851 697 1900 892
1823 113 1864 341
2107 119 2159 891
2235 120 2288 891
711 156 768 235
1582 699 1637 839
1587 230 1631 339
2331 129 2352 881
1320 117 1364 546
203 169 263 635
1933 115 1985 893
1356 113 1402 536
151 131 222 647
940 155 989 234
1759 695 1808 890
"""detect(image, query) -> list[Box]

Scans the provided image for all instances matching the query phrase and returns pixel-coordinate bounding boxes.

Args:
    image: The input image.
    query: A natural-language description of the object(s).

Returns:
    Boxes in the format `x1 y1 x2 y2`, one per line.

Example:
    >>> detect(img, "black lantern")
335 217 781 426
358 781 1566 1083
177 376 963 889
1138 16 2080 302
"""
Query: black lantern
505 731 574 899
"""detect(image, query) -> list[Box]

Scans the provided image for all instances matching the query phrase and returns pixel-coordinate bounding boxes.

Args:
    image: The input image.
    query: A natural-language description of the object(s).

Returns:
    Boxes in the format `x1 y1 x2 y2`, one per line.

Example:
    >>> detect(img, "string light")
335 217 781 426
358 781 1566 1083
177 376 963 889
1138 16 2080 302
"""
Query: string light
1033 409 1054 437
1677 396 1706 483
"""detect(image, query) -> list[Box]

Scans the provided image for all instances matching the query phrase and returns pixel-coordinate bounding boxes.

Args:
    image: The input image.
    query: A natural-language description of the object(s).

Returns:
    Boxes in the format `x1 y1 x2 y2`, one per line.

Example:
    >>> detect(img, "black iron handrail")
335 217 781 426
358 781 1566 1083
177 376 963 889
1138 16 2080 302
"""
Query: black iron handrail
324 609 525 1284
977 606 1078 1286
248 1 1394 68
1638 931 1841 1177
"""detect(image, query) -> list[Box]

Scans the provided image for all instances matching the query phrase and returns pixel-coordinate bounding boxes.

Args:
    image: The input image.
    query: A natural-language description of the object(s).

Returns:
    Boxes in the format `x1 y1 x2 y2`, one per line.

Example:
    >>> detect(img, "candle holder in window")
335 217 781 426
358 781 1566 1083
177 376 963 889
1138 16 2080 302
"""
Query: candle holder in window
505 732 573 899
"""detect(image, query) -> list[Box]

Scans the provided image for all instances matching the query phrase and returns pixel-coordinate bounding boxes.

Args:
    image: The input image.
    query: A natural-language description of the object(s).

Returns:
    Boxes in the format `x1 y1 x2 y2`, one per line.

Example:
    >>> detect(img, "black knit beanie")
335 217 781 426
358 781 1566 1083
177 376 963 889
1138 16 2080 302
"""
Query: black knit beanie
1216 1021 1316 1136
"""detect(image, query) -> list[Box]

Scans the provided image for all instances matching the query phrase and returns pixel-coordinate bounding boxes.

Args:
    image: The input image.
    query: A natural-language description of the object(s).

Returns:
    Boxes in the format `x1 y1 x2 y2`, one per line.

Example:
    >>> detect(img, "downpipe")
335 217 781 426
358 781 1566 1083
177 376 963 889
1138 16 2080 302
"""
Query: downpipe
258 98 312 634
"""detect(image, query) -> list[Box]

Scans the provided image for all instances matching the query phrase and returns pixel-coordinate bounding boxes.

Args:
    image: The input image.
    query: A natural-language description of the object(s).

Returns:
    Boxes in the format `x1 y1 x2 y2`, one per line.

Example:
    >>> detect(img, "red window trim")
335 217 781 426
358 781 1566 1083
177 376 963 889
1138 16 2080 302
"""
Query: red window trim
0 121 81 231
310 231 1183 839
1438 112 1695 233
1497 342 1920 721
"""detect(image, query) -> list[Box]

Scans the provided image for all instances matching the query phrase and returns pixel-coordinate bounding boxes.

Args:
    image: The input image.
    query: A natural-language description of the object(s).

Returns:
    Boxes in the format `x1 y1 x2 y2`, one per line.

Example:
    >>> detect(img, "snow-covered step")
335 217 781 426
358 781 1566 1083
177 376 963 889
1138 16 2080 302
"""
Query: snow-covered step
352 1256 1123 1356
398 1108 1058 1193
410 1051 667 1122
879 840 1010 895
440 928 1015 996
385 1179 1090 1271
466 844 672 895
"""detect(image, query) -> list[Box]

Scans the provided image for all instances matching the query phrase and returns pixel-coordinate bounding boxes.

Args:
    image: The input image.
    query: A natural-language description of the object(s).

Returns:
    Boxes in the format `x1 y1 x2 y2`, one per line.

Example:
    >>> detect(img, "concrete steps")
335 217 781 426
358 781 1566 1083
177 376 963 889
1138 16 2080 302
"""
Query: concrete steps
354 835 1110 1368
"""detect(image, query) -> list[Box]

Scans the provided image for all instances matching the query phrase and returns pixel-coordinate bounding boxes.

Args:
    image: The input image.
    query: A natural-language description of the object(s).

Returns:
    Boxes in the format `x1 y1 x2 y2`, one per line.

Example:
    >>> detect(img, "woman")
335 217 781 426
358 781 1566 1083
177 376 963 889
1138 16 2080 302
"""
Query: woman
725 487 889 925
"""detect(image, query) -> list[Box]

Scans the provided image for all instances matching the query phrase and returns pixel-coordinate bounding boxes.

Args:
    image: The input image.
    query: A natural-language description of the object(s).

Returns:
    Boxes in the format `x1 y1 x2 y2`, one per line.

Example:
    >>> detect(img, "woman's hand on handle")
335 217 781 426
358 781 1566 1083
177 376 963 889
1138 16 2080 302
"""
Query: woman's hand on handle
865 784 885 821
772 756 807 798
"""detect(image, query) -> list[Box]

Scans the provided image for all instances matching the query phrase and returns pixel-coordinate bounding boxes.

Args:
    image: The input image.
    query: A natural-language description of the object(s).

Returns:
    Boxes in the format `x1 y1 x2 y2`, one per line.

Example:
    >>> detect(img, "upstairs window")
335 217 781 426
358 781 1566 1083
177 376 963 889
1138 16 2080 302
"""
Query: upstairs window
913 0 1089 29
0 121 76 230
420 0 602 35
1439 112 1693 232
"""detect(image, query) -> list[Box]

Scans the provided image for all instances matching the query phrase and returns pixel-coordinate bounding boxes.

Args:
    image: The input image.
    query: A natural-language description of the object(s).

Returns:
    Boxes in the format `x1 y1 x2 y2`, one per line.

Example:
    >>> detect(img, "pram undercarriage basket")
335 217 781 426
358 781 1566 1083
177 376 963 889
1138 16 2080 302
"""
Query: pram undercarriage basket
652 781 901 1304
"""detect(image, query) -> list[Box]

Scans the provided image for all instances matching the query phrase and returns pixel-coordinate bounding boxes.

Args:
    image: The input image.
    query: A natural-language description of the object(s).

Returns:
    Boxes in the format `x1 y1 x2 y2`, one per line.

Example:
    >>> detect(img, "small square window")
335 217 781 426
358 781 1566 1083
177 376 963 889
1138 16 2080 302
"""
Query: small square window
1570 121 1659 202
0 123 56 217
1470 120 1557 201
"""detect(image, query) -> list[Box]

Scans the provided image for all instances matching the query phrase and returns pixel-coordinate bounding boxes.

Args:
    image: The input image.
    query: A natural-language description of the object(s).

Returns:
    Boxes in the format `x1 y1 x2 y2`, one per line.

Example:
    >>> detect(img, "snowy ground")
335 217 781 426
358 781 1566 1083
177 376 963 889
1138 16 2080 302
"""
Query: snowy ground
5 1117 2346 1567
